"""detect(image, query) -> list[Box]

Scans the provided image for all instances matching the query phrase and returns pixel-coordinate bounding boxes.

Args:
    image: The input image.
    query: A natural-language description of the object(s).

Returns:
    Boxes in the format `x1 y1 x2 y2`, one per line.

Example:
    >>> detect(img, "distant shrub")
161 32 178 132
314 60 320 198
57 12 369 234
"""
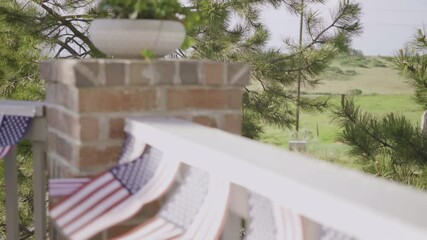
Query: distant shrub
371 59 387 68
345 70 357 75
374 62 387 68
349 49 364 56
347 89 363 96
357 63 368 68
327 66 344 74
380 56 394 62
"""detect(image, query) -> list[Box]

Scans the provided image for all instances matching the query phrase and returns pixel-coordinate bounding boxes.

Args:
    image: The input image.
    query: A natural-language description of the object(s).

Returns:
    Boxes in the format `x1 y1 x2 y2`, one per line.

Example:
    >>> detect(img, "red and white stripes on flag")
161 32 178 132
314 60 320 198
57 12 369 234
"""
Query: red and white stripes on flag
50 146 180 240
50 171 132 238
48 133 145 198
274 206 304 240
114 168 230 240
48 178 90 198
246 191 304 240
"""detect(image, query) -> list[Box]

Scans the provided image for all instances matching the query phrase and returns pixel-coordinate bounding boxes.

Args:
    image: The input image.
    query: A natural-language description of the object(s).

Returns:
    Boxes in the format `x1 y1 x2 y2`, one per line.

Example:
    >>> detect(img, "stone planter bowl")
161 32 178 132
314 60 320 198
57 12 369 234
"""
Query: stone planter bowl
89 19 186 58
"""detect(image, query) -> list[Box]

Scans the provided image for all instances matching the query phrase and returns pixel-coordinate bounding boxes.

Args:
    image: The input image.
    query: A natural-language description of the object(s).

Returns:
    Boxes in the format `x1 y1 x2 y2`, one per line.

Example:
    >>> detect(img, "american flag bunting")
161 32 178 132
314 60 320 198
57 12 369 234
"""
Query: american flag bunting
50 145 181 240
48 133 143 198
0 114 33 159
114 167 231 240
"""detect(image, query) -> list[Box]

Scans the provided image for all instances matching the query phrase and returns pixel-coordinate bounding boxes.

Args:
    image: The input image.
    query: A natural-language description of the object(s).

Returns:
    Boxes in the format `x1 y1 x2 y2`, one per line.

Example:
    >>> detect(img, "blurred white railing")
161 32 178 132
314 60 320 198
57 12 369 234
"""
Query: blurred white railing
3 101 427 240
126 117 427 240
0 101 47 240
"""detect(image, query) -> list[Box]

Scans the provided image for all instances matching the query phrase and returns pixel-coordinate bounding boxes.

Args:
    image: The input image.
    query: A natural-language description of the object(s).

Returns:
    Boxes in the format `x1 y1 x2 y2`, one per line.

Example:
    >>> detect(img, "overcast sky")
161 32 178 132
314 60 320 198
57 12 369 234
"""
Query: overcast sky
261 0 427 56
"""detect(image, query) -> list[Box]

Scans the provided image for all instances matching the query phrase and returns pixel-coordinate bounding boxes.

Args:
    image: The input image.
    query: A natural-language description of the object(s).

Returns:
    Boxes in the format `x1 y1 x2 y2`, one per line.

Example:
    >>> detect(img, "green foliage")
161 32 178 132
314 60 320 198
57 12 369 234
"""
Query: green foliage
187 0 361 138
333 97 427 188
334 99 427 165
0 0 362 138
140 49 156 60
0 2 44 100
328 66 344 74
394 31 427 109
0 2 46 238
0 0 105 58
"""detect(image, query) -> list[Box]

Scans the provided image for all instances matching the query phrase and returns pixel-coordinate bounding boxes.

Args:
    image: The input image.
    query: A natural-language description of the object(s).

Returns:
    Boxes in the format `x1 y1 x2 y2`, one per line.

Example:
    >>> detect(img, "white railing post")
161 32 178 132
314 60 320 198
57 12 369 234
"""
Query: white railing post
32 141 46 240
4 146 19 239
222 184 248 240
1 100 46 239
27 114 47 240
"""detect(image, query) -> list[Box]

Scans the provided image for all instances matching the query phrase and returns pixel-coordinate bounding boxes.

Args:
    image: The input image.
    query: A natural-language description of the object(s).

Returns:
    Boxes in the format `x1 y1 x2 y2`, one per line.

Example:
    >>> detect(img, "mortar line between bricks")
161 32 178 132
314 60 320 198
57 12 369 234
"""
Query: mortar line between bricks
48 127 125 147
81 140 124 147
81 85 243 90
46 103 79 118
48 127 82 145
47 151 81 175
78 110 242 118
49 150 117 177
77 163 118 176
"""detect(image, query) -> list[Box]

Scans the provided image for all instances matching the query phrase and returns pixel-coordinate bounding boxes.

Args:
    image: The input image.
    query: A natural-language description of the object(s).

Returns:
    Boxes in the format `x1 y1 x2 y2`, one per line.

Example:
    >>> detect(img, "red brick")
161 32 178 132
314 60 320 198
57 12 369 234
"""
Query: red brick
80 117 99 141
167 88 243 110
56 83 78 111
79 88 157 113
46 108 59 130
193 116 218 128
47 132 57 153
54 134 75 164
78 145 121 169
222 114 242 135
204 63 224 85
109 118 125 139
61 111 79 138
47 108 80 139
45 83 57 103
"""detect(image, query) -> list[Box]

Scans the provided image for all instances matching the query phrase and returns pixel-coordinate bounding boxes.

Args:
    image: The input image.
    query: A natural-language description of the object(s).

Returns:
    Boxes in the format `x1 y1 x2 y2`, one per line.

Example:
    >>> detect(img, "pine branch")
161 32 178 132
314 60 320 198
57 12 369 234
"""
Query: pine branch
36 2 104 58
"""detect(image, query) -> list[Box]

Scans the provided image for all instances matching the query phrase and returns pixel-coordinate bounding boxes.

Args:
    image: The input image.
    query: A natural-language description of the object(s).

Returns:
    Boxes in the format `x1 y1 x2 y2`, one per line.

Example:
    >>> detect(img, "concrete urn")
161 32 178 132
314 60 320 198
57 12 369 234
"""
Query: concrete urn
89 19 186 58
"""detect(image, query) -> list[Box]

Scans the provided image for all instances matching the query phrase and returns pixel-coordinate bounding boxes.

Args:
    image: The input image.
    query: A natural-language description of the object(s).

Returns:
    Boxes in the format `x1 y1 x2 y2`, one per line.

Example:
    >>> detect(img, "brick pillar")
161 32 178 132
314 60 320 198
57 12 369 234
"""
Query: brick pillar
39 59 249 178
39 59 249 175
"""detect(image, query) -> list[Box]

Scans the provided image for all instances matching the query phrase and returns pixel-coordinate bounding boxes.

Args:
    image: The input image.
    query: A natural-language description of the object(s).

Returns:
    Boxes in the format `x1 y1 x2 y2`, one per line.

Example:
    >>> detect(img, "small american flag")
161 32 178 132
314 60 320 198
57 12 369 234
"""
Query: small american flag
50 146 163 240
48 133 140 198
0 114 33 159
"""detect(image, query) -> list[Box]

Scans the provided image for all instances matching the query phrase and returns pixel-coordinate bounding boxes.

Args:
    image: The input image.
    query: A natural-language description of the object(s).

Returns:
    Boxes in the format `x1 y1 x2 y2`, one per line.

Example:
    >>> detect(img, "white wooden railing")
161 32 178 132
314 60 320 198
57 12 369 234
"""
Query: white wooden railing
126 117 427 240
2 101 427 239
0 101 47 240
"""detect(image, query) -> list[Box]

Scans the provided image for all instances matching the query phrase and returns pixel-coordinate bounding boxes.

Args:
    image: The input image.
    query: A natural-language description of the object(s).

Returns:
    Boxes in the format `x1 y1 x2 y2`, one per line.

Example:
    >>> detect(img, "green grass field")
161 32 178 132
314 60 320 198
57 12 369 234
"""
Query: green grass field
259 55 424 169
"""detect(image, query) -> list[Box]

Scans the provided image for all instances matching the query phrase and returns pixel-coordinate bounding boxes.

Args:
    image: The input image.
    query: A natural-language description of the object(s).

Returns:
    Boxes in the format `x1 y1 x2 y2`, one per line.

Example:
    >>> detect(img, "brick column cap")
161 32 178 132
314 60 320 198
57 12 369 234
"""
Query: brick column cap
39 59 250 88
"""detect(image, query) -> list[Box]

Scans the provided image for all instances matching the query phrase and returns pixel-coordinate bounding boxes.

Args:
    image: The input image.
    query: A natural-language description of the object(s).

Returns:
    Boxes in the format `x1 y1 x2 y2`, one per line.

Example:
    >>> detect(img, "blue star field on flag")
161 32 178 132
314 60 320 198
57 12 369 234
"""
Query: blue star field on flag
0 115 33 158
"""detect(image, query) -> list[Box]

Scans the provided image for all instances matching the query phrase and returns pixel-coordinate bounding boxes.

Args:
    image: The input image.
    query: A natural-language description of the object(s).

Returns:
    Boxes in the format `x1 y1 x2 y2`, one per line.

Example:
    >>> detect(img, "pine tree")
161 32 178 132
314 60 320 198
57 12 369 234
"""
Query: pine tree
1 0 362 139
0 0 104 59
0 0 362 237
186 0 361 138
0 2 44 100
333 29 427 189
0 2 47 238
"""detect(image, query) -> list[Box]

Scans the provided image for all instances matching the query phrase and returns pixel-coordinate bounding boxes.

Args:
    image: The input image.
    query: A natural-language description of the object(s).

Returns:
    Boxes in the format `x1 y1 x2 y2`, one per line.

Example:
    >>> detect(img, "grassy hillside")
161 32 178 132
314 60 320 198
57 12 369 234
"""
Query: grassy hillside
259 54 424 169
314 55 412 95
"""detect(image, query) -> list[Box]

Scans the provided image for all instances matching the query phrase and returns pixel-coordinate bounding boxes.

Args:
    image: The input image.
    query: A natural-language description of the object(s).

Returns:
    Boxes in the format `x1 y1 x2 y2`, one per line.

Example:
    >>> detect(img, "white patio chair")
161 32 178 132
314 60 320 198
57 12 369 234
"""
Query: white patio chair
113 166 231 240
49 145 180 240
